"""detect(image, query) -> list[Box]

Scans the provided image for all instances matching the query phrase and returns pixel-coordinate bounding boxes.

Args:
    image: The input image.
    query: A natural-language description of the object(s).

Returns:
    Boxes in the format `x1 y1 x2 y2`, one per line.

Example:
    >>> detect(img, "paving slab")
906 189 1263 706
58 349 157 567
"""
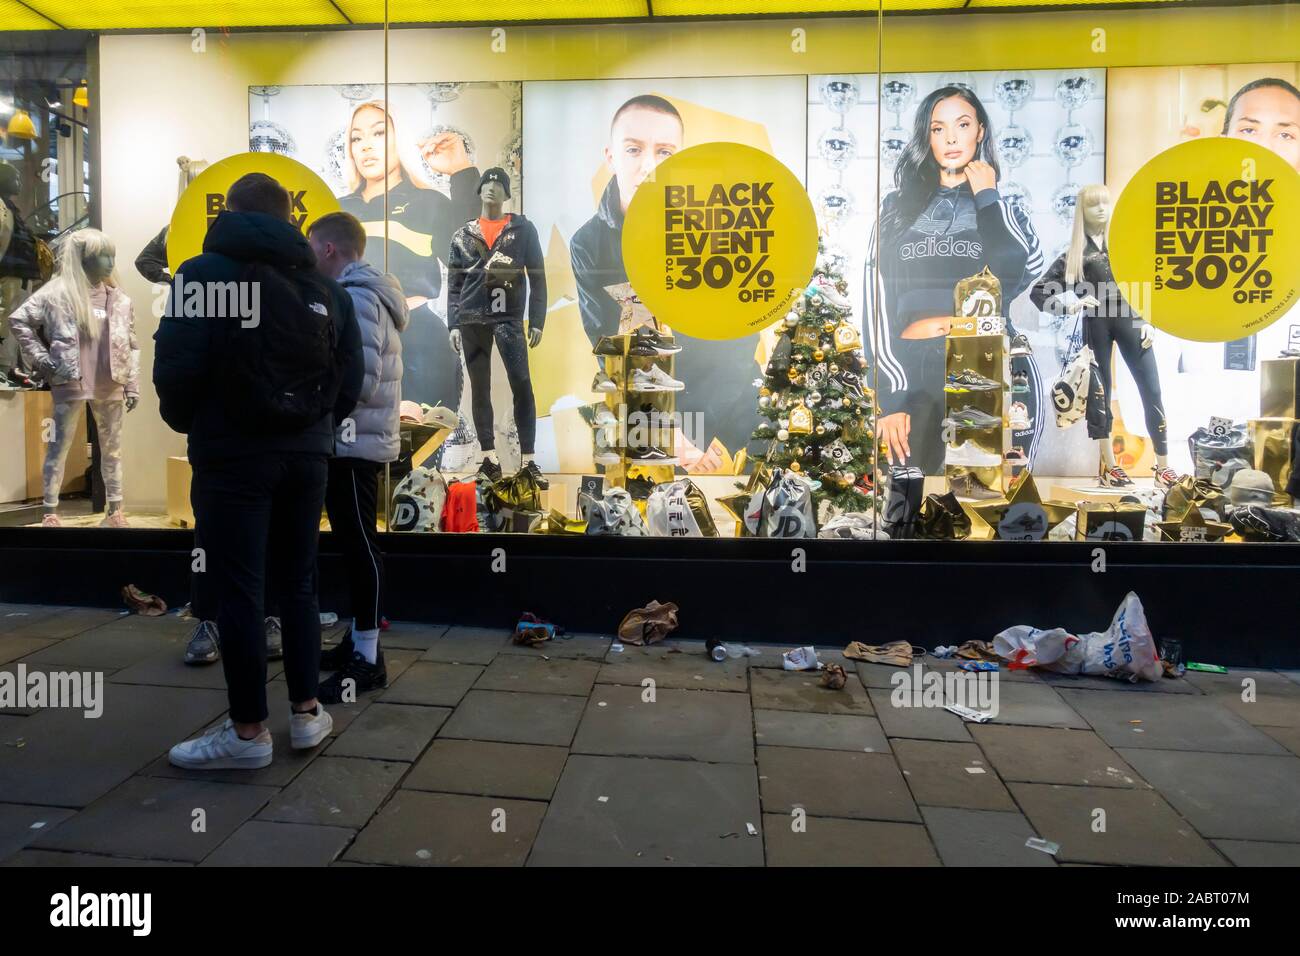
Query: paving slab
500 632 612 661
573 683 753 764
0 605 65 636
0 608 125 640
1037 671 1197 694
380 661 483 707
109 647 283 688
529 754 763 866
1180 669 1300 728
22 625 185 671
475 655 601 697
1212 840 1300 866
856 659 1042 690
751 666 874 715
0 802 76 864
598 645 747 692
757 746 920 822
200 820 354 867
404 739 569 801
762 814 938 866
1116 749 1300 842
32 776 277 862
418 627 510 665
753 709 890 753
370 620 448 651
988 681 1089 729
1058 689 1289 755
920 806 1057 867
1 850 191 867
0 682 227 806
892 739 1016 811
1280 670 1300 688
0 635 57 666
1008 782 1226 866
347 790 545 866
970 725 1145 788
326 702 449 762
259 756 406 829
1261 726 1300 757
866 687 971 741
440 689 586 747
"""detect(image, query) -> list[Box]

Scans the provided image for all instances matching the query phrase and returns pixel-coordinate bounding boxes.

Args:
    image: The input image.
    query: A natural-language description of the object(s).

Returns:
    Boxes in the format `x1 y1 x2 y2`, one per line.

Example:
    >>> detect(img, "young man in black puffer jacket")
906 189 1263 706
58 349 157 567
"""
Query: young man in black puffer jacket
154 173 363 771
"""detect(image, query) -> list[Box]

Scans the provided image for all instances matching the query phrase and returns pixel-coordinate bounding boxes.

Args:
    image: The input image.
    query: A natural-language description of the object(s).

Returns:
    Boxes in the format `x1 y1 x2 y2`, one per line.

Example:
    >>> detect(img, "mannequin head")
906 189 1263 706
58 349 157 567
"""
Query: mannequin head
1065 184 1111 285
477 166 510 217
0 162 17 200
1221 77 1300 173
176 156 208 203
55 228 117 339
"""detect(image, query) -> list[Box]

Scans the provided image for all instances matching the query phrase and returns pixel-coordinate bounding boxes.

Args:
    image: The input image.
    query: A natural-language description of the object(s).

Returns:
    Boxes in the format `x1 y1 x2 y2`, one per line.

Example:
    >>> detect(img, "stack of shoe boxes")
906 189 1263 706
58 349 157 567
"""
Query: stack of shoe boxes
1251 356 1299 499
944 321 1011 499
594 334 678 491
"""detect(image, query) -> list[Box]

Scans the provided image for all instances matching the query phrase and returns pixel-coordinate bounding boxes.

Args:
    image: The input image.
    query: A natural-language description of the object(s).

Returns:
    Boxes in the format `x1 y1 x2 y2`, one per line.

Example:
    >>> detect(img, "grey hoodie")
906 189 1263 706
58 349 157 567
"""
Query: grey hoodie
334 260 410 463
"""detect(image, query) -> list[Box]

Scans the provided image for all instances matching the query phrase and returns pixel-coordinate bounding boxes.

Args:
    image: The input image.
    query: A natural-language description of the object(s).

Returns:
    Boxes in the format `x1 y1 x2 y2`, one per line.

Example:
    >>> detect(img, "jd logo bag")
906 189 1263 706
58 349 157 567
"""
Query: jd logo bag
1051 343 1095 428
224 262 343 433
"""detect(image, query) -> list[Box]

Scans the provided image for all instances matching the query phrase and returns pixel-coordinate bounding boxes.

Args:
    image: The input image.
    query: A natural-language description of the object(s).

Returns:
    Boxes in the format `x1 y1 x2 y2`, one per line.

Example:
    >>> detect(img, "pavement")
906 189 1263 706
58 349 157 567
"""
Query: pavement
1 602 1299 867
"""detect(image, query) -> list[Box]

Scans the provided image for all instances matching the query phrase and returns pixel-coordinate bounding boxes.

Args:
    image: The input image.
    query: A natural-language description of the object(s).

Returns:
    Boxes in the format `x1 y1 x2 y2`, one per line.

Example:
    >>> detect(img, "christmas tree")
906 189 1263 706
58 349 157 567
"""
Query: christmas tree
752 245 878 515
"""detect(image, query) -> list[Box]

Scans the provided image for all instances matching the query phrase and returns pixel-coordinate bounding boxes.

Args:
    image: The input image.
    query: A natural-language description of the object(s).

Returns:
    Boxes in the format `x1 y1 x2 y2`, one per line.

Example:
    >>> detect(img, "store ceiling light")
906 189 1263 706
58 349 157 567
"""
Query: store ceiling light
5 110 38 141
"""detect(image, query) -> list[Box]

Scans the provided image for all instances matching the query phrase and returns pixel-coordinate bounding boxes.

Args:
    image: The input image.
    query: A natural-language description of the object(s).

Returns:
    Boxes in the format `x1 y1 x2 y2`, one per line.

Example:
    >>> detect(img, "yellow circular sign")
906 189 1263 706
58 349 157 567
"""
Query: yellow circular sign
622 142 818 340
167 153 340 274
1110 138 1300 342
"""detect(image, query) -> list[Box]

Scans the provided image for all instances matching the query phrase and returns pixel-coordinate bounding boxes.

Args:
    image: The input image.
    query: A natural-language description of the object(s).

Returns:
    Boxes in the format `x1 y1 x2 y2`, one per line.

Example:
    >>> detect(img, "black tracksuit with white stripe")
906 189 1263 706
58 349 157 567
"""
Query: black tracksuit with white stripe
867 183 1044 474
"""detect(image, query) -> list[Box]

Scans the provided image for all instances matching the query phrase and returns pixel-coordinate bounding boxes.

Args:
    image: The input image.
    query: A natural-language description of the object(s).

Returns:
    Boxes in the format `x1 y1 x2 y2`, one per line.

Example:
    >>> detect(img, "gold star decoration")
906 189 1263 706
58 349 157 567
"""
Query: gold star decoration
969 472 1074 541
1155 505 1233 543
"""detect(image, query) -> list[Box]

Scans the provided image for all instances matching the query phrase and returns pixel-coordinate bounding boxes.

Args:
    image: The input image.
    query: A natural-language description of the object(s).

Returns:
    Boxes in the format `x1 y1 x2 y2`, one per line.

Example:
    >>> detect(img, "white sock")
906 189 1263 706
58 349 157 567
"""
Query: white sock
482 451 498 464
352 627 380 664
523 453 535 464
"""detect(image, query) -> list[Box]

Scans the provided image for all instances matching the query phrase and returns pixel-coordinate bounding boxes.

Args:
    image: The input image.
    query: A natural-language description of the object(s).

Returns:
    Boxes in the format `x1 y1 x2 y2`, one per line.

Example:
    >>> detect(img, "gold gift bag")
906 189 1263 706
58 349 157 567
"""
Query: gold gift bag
1076 501 1147 542
1250 417 1297 495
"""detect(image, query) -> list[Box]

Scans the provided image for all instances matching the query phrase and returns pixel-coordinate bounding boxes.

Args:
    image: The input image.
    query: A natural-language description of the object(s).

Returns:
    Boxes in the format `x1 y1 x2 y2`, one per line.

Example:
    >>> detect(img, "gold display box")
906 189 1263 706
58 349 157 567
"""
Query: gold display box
1076 500 1147 542
1260 358 1300 419
1249 417 1297 496
944 332 1011 494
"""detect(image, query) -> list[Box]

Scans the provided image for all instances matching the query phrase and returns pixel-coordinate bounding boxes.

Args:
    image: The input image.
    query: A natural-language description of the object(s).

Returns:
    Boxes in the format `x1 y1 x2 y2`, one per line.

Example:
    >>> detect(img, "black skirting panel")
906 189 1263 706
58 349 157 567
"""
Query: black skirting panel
0 528 1295 668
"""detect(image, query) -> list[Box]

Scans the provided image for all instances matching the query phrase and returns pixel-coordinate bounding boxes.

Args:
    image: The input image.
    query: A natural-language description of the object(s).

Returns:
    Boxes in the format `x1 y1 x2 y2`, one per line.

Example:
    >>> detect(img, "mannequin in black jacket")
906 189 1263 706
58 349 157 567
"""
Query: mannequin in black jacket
447 167 547 488
0 161 41 382
1030 184 1177 491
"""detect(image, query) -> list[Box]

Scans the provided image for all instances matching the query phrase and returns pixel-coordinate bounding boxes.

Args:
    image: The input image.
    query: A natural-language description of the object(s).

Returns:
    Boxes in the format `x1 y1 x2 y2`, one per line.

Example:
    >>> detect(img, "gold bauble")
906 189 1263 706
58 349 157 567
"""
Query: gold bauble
759 387 771 398
813 349 825 362
790 461 801 473
822 321 836 333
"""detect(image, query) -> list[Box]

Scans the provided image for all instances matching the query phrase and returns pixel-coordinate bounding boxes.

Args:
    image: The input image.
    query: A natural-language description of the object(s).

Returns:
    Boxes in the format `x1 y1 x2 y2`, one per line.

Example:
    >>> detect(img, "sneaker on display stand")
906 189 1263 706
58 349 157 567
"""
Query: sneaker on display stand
946 441 1003 468
1099 466 1135 488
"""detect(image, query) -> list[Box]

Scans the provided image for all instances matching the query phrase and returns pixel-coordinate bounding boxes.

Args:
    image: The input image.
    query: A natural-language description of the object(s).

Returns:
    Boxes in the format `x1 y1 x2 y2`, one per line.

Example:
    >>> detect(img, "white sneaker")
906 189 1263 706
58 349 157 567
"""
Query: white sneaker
169 719 273 770
630 366 684 392
946 441 1003 468
290 705 333 750
594 449 621 466
1009 401 1030 430
593 406 617 428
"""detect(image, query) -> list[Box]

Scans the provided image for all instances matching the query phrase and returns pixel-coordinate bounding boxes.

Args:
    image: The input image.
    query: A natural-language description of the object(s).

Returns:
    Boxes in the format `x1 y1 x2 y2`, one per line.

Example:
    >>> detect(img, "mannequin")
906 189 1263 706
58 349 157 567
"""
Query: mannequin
134 156 208 284
447 167 548 488
0 160 43 386
1031 184 1178 490
9 229 139 526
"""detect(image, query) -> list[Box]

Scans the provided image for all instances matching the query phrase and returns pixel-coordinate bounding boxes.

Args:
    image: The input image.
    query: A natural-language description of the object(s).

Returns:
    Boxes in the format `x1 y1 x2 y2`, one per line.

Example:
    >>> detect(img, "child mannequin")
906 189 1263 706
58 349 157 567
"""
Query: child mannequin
1031 184 1178 490
10 229 139 526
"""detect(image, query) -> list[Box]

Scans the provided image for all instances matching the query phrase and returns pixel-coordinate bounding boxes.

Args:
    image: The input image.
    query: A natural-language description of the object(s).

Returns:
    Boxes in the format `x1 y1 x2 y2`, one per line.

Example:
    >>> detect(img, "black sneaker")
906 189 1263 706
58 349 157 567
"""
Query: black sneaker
319 631 355 671
626 445 679 464
1010 332 1032 356
633 327 681 355
520 459 549 490
317 649 388 704
477 457 502 482
593 336 625 356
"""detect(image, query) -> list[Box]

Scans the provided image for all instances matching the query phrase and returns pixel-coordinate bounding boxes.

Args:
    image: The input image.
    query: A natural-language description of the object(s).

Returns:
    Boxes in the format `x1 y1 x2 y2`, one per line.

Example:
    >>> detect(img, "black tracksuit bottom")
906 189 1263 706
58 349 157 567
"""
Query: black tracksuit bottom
192 453 326 724
1084 315 1168 456
460 320 536 454
324 457 385 633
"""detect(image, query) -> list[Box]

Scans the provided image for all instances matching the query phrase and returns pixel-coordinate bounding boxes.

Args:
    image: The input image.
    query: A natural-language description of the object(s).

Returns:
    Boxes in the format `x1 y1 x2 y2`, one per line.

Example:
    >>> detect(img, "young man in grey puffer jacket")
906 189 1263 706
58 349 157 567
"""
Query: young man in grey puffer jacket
307 212 410 701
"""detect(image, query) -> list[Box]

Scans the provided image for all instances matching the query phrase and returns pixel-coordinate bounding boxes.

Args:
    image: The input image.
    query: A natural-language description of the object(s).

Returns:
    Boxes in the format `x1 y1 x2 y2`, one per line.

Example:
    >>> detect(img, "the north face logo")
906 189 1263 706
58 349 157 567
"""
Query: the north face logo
309 302 327 315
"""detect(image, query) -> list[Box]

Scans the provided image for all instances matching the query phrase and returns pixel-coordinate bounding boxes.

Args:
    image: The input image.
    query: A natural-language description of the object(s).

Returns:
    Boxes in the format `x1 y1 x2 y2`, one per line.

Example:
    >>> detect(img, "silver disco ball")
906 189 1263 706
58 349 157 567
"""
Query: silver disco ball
1053 122 1092 167
1055 73 1096 111
996 124 1033 169
993 72 1035 113
817 126 858 170
819 75 860 114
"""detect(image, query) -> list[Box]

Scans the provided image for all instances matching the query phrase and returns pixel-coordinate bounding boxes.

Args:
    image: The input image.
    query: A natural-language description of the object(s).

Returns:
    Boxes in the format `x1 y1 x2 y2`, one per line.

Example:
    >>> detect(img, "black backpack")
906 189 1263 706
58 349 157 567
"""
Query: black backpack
223 261 344 433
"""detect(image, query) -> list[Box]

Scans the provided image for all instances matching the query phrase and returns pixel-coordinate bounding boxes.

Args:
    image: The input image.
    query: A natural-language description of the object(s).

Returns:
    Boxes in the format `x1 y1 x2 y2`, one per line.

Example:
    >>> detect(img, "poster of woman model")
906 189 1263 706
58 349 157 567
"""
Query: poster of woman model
250 81 521 464
522 75 806 475
820 69 1106 477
